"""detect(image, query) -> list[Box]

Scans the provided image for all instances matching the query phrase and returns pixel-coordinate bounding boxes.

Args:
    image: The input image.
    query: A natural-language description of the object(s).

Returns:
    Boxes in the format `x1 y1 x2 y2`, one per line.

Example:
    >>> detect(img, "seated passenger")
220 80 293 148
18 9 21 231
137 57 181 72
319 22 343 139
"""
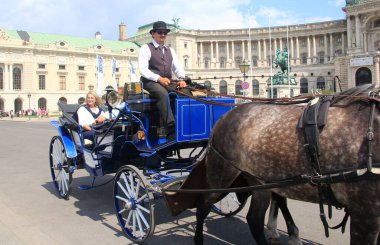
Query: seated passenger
77 91 107 140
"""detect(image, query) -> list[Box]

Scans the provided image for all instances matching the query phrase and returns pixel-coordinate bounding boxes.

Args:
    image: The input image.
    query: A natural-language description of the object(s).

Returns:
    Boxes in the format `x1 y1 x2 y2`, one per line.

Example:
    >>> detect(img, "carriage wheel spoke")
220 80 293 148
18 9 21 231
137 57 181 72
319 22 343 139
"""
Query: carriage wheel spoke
117 180 131 198
125 210 133 228
129 172 135 198
132 212 136 236
136 193 147 204
135 209 145 238
137 204 150 214
135 179 141 198
136 208 150 229
118 208 127 214
116 195 129 203
122 173 133 197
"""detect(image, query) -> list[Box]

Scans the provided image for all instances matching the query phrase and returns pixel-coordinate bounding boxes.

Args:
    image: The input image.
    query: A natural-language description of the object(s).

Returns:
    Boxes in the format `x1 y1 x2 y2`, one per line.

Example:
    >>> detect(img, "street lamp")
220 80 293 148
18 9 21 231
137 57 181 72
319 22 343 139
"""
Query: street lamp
27 93 31 121
239 59 250 80
239 59 250 97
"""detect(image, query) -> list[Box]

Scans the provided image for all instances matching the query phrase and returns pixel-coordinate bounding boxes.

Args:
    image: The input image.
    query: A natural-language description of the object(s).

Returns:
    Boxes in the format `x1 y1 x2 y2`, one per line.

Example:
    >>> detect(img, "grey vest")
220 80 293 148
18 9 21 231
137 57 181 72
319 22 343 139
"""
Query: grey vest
141 43 173 82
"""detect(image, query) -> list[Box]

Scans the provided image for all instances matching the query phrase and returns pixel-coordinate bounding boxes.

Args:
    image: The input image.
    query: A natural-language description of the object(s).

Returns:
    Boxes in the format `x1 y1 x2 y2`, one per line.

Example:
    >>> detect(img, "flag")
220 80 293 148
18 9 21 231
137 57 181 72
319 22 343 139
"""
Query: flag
97 55 104 95
129 58 138 83
112 57 117 90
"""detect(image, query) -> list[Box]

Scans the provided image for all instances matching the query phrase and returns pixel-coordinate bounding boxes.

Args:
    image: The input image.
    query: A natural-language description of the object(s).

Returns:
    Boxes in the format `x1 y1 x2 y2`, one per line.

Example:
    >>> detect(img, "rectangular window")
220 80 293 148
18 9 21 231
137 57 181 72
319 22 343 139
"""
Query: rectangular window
78 76 85 90
184 42 188 48
39 75 45 90
38 64 46 69
116 68 119 72
59 76 66 90
0 67 3 89
319 38 324 46
59 65 66 70
78 65 85 71
337 37 342 45
301 39 307 47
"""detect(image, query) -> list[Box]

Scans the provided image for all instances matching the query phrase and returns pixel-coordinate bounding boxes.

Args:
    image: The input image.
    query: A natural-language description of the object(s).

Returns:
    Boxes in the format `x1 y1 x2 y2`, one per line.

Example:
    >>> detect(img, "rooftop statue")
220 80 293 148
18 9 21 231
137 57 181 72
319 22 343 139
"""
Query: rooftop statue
172 18 180 30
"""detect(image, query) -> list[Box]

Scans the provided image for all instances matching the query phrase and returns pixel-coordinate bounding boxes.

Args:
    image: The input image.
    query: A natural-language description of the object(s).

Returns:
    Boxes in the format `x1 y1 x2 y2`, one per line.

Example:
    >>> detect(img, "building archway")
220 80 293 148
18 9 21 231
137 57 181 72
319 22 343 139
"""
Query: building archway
0 98 4 111
300 78 308 94
219 80 227 94
14 98 22 114
38 97 47 110
235 80 243 95
355 67 372 86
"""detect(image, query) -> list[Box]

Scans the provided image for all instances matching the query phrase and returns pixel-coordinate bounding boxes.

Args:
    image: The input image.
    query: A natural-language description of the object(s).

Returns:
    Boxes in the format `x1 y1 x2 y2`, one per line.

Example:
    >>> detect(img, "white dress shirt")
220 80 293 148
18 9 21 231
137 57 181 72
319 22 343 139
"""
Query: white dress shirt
138 39 185 82
77 106 105 127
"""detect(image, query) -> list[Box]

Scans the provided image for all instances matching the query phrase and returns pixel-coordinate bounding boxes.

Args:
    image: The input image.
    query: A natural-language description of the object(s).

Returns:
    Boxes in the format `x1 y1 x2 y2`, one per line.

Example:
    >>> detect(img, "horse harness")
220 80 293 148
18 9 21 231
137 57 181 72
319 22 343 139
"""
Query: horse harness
161 88 380 237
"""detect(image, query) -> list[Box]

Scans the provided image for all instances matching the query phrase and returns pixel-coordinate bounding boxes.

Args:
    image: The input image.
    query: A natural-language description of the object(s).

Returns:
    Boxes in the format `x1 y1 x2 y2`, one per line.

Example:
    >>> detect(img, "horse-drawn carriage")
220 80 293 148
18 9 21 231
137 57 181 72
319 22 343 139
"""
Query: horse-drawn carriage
49 82 244 243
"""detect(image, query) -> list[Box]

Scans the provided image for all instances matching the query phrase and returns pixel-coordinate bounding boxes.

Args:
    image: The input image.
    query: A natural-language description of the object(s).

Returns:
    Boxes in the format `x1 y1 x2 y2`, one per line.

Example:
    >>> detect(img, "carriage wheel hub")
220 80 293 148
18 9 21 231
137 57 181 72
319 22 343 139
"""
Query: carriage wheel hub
125 198 137 210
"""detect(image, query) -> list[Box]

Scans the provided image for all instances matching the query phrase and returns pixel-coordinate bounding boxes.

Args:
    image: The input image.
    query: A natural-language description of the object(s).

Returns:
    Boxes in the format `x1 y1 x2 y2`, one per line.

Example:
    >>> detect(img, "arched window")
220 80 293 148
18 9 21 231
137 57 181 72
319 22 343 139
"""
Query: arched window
13 67 21 90
78 97 85 105
219 80 227 94
317 77 326 90
235 80 243 95
38 98 47 110
252 79 260 95
0 67 3 89
300 78 308 94
204 81 212 89
355 67 372 86
374 18 380 28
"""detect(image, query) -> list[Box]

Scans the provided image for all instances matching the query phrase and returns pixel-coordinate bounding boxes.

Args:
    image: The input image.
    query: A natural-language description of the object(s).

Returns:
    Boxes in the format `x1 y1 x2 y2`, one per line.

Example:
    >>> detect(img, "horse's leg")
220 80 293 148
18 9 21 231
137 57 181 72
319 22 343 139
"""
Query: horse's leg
246 190 271 245
194 193 219 245
266 193 281 245
273 193 301 245
349 210 380 245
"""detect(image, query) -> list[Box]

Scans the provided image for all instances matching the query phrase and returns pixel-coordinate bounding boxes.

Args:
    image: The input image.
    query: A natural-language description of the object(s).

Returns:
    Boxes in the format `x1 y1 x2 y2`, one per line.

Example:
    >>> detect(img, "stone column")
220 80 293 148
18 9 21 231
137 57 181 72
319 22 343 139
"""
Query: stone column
231 41 235 67
226 41 230 60
342 32 346 54
210 42 214 61
258 40 262 61
274 38 277 52
312 35 317 63
324 34 328 61
279 38 283 51
290 37 295 65
263 39 267 64
9 64 13 90
374 57 380 86
355 14 361 47
242 40 245 60
363 32 367 52
3 63 9 91
307 36 311 64
347 15 352 49
194 42 198 68
330 33 334 60
248 40 252 63
296 37 300 64
200 42 204 67
216 41 219 63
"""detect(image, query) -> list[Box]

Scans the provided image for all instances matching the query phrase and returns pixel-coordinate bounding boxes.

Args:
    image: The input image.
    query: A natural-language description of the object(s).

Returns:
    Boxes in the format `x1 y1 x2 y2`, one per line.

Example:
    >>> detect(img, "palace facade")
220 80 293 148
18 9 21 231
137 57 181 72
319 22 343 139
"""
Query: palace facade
0 0 379 113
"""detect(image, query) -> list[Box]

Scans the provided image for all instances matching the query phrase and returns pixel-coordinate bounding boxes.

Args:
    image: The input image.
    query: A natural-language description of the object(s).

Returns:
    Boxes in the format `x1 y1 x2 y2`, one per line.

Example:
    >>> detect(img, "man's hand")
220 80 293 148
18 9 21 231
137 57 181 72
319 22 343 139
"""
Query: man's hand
177 80 187 88
158 77 170 86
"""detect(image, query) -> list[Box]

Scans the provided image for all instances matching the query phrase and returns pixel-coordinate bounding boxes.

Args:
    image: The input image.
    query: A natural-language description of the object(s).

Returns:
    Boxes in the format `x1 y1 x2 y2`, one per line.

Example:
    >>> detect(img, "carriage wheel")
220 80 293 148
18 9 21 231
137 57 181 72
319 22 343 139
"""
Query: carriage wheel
212 192 246 217
49 136 73 199
114 165 155 243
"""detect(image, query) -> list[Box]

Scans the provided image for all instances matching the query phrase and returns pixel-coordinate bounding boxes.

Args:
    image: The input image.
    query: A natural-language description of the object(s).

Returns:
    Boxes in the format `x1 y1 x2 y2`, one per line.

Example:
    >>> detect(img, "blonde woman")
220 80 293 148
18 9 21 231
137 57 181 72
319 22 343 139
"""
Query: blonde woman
77 91 106 139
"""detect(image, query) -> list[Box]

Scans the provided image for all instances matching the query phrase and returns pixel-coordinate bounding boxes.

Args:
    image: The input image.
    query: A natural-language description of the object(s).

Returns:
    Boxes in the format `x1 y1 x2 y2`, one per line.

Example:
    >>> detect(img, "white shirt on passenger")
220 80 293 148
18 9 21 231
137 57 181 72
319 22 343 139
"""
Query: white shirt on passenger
77 106 106 127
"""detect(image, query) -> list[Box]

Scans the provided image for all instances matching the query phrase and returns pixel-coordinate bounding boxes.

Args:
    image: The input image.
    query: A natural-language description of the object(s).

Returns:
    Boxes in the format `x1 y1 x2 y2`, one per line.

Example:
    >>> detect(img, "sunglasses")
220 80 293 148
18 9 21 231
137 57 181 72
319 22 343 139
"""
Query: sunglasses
156 31 168 35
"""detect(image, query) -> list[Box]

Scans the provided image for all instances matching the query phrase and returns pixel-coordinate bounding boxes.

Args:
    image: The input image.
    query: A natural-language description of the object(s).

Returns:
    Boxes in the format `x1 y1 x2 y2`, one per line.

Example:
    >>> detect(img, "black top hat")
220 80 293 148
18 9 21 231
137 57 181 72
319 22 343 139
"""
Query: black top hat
150 21 171 34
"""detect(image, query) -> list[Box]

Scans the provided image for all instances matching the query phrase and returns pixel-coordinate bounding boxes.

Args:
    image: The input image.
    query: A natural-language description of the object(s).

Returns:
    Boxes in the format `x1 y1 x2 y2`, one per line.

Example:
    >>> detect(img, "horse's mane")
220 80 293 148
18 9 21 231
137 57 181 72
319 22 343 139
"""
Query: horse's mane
330 84 379 107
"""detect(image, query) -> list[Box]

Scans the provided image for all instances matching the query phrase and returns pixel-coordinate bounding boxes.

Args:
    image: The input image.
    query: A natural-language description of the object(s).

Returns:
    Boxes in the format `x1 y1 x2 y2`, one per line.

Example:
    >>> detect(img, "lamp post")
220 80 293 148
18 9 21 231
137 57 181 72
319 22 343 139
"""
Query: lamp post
239 59 250 97
27 93 31 121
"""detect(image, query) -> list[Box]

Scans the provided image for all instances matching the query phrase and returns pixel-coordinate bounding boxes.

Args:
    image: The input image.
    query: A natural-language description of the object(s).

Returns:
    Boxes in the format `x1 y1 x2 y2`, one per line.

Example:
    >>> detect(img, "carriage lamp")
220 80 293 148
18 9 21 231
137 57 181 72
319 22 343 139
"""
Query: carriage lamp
239 59 250 81
27 93 31 121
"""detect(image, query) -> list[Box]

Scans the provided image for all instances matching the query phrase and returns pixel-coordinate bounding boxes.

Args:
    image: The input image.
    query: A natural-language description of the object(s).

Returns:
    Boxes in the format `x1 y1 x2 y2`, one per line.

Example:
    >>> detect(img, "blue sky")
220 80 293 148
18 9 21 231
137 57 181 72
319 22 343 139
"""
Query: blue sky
1 0 346 40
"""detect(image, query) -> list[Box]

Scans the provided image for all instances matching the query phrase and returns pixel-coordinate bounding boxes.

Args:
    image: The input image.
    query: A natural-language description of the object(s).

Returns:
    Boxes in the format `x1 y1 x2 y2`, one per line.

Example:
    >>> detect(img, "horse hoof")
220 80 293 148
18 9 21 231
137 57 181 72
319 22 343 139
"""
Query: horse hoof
288 237 302 245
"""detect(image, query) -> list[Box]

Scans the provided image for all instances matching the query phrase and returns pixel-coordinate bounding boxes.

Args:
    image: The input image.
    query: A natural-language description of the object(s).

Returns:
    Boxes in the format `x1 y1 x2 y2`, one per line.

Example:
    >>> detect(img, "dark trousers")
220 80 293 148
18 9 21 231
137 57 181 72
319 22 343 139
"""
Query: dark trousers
142 80 191 129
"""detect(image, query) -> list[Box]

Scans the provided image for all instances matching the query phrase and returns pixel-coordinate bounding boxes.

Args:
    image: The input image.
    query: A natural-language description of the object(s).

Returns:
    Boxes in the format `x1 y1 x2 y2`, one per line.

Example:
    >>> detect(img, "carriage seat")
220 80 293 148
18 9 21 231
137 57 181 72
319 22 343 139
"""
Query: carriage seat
58 102 80 128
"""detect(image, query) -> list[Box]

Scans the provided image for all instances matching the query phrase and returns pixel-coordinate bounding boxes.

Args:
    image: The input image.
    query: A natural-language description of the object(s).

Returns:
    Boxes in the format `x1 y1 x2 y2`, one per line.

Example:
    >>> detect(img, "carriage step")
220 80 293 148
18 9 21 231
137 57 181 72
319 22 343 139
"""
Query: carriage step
78 185 92 190
371 168 380 174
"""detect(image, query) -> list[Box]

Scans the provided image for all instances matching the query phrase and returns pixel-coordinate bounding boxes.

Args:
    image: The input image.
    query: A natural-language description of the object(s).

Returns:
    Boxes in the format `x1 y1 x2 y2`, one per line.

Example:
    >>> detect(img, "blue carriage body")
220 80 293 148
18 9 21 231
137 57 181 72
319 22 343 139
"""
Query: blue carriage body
51 95 234 176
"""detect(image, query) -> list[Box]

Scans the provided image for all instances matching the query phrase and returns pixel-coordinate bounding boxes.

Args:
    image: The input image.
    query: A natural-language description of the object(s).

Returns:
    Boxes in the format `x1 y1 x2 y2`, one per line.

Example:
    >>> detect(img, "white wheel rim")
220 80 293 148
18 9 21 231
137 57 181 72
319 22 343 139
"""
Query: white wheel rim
51 138 70 196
